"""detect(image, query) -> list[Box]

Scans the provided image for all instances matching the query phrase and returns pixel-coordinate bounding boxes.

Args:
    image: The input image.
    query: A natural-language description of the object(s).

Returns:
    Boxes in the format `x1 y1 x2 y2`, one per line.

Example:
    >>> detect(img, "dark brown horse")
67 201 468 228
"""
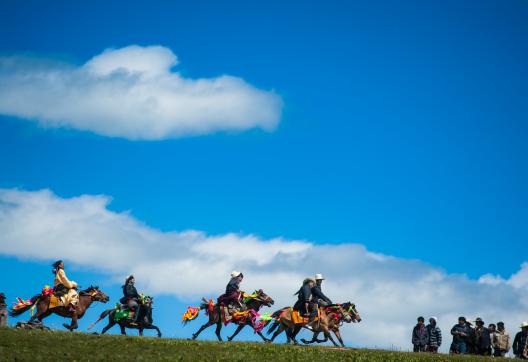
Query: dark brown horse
188 289 274 341
88 295 162 337
9 286 109 331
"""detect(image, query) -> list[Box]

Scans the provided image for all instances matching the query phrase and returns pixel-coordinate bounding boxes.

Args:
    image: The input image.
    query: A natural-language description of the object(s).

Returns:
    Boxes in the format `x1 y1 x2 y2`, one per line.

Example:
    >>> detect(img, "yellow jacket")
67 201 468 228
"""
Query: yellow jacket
54 269 78 289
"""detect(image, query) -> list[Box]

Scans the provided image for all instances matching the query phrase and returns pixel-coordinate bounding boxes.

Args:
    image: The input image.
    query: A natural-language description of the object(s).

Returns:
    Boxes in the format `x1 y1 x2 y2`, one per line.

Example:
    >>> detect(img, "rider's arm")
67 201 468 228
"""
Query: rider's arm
57 269 77 289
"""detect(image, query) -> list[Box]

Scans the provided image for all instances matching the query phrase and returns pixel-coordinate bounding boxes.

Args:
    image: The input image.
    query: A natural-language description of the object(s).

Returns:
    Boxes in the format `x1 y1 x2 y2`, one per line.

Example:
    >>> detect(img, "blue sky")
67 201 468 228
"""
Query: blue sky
1 0 527 348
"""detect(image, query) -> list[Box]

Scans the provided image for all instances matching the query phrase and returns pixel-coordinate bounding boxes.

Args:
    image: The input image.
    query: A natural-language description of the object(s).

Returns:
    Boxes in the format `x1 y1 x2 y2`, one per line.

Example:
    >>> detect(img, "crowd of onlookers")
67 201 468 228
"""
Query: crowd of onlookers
412 316 528 358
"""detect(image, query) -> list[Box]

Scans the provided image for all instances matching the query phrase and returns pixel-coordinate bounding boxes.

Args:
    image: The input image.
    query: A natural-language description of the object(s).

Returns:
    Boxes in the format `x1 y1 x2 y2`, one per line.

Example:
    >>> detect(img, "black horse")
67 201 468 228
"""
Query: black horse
88 295 161 337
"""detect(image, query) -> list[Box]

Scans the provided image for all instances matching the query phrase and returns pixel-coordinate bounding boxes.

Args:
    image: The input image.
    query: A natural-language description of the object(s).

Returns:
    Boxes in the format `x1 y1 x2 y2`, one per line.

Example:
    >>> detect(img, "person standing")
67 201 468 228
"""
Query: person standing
513 321 528 359
0 293 7 327
492 321 511 357
412 316 428 352
426 317 442 353
451 316 471 354
473 317 491 355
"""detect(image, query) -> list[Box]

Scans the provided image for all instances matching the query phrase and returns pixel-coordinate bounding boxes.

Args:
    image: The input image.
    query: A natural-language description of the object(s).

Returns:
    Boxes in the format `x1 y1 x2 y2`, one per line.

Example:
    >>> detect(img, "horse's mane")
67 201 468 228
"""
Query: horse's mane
79 285 99 295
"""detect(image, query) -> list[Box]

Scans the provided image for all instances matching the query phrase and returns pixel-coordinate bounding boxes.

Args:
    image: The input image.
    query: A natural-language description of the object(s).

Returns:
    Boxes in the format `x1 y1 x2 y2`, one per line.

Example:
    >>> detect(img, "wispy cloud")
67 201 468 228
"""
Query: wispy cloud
0 46 282 140
0 188 526 350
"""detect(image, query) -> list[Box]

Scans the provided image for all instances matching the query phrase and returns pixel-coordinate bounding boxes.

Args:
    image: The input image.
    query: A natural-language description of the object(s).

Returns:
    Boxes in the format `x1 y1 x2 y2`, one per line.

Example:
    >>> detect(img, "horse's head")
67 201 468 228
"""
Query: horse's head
341 302 361 323
82 286 110 303
141 295 154 307
245 289 274 308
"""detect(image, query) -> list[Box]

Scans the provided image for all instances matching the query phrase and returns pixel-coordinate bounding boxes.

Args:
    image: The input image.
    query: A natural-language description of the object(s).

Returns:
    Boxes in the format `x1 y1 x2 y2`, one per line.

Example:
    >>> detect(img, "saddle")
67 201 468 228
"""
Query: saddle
291 308 319 325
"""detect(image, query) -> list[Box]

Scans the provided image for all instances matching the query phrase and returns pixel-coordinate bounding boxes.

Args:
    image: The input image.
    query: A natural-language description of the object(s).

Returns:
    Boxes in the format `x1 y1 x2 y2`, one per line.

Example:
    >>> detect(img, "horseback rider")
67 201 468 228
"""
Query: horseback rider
217 271 245 310
312 274 333 307
120 275 140 324
293 277 317 319
52 260 79 312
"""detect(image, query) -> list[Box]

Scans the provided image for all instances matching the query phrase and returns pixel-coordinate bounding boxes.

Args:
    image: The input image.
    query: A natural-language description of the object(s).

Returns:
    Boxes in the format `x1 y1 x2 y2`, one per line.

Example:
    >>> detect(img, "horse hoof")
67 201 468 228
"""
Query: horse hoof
300 339 308 344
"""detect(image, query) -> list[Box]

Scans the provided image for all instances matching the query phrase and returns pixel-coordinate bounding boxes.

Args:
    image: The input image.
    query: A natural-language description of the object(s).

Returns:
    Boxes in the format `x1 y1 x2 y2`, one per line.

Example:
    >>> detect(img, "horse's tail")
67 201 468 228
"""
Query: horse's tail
9 295 40 317
266 308 286 335
182 306 201 325
87 309 114 330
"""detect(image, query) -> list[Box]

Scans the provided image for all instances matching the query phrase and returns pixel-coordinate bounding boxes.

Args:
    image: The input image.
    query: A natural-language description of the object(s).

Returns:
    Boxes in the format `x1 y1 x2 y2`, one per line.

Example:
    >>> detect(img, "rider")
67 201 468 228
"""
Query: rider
218 271 245 310
120 275 140 323
293 277 317 319
52 260 79 313
312 273 333 307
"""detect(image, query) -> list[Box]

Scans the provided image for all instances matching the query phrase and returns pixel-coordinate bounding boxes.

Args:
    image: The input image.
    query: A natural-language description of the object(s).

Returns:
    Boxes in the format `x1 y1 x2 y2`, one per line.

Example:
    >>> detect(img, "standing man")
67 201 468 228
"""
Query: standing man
492 321 511 357
426 317 442 353
513 321 528 359
0 293 7 327
451 316 471 354
312 274 332 307
473 318 491 355
412 316 428 352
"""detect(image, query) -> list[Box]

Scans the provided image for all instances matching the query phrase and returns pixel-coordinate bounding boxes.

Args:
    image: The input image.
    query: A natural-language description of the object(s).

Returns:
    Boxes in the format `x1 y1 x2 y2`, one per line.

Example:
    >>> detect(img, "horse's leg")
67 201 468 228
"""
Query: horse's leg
101 320 116 334
321 326 338 346
215 320 223 341
227 324 244 341
301 331 320 344
120 323 127 335
64 311 79 331
257 330 269 342
192 319 215 340
143 325 162 338
29 300 47 323
333 329 345 347
270 323 285 342
290 325 302 345
139 328 143 336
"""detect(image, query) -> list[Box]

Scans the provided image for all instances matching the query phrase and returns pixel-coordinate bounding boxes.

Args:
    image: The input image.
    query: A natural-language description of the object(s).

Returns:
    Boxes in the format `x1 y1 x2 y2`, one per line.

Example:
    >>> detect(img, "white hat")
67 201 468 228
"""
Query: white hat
230 271 242 278
315 273 325 280
521 321 528 328
430 316 438 323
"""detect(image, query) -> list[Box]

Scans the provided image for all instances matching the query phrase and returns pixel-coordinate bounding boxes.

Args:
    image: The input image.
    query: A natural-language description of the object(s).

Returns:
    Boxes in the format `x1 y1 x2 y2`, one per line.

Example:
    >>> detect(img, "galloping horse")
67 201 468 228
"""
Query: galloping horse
188 289 274 341
9 286 109 331
300 302 362 347
267 303 358 346
88 295 162 337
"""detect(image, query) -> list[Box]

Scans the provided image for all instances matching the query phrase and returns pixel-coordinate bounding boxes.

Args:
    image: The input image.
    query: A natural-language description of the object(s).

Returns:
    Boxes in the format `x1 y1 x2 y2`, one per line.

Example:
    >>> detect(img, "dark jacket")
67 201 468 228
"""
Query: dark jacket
226 277 241 294
311 284 332 305
474 326 491 351
412 324 429 346
293 283 313 311
427 324 442 347
451 323 471 344
513 331 528 358
120 283 139 304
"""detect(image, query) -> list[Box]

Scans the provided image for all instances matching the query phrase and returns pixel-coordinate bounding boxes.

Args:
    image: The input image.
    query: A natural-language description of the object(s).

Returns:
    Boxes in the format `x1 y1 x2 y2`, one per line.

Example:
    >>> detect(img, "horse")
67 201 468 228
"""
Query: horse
9 286 109 331
88 295 162 337
188 289 274 341
266 303 353 346
300 302 362 347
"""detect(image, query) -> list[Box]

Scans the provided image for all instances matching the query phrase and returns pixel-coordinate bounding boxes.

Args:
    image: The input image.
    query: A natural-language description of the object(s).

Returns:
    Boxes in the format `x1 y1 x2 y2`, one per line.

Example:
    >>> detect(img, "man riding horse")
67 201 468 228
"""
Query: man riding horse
217 271 246 311
120 275 141 324
293 277 317 320
312 274 332 307
52 260 78 313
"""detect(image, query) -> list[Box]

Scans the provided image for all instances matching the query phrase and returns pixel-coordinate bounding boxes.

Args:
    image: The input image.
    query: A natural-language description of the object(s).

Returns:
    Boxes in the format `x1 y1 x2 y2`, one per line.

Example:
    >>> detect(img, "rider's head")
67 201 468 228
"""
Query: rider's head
125 275 135 285
315 273 324 286
52 260 64 274
231 271 243 280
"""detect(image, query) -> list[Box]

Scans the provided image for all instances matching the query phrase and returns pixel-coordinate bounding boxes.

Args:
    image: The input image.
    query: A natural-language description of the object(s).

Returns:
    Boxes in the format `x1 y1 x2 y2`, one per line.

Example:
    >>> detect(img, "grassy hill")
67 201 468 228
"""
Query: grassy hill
0 327 490 361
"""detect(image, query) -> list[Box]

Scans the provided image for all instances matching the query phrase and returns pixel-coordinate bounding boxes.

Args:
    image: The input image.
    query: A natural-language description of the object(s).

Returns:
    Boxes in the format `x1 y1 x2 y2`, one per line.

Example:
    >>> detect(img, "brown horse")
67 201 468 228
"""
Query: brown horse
300 302 362 347
267 303 356 346
188 289 274 341
9 286 109 331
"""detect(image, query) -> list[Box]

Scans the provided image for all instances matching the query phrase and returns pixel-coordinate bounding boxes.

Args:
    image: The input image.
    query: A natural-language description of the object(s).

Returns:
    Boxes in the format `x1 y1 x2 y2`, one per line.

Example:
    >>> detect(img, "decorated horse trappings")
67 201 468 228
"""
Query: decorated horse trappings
9 285 109 331
267 302 361 346
88 294 161 337
182 289 274 341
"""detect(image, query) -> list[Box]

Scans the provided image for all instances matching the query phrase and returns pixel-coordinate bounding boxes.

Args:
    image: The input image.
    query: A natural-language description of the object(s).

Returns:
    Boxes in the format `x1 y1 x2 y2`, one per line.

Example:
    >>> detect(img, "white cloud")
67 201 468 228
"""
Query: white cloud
0 45 282 140
0 188 527 352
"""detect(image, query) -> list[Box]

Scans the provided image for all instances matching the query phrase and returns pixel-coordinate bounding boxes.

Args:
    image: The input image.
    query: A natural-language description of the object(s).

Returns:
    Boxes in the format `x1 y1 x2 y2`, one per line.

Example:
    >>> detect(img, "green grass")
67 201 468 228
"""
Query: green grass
0 327 490 361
